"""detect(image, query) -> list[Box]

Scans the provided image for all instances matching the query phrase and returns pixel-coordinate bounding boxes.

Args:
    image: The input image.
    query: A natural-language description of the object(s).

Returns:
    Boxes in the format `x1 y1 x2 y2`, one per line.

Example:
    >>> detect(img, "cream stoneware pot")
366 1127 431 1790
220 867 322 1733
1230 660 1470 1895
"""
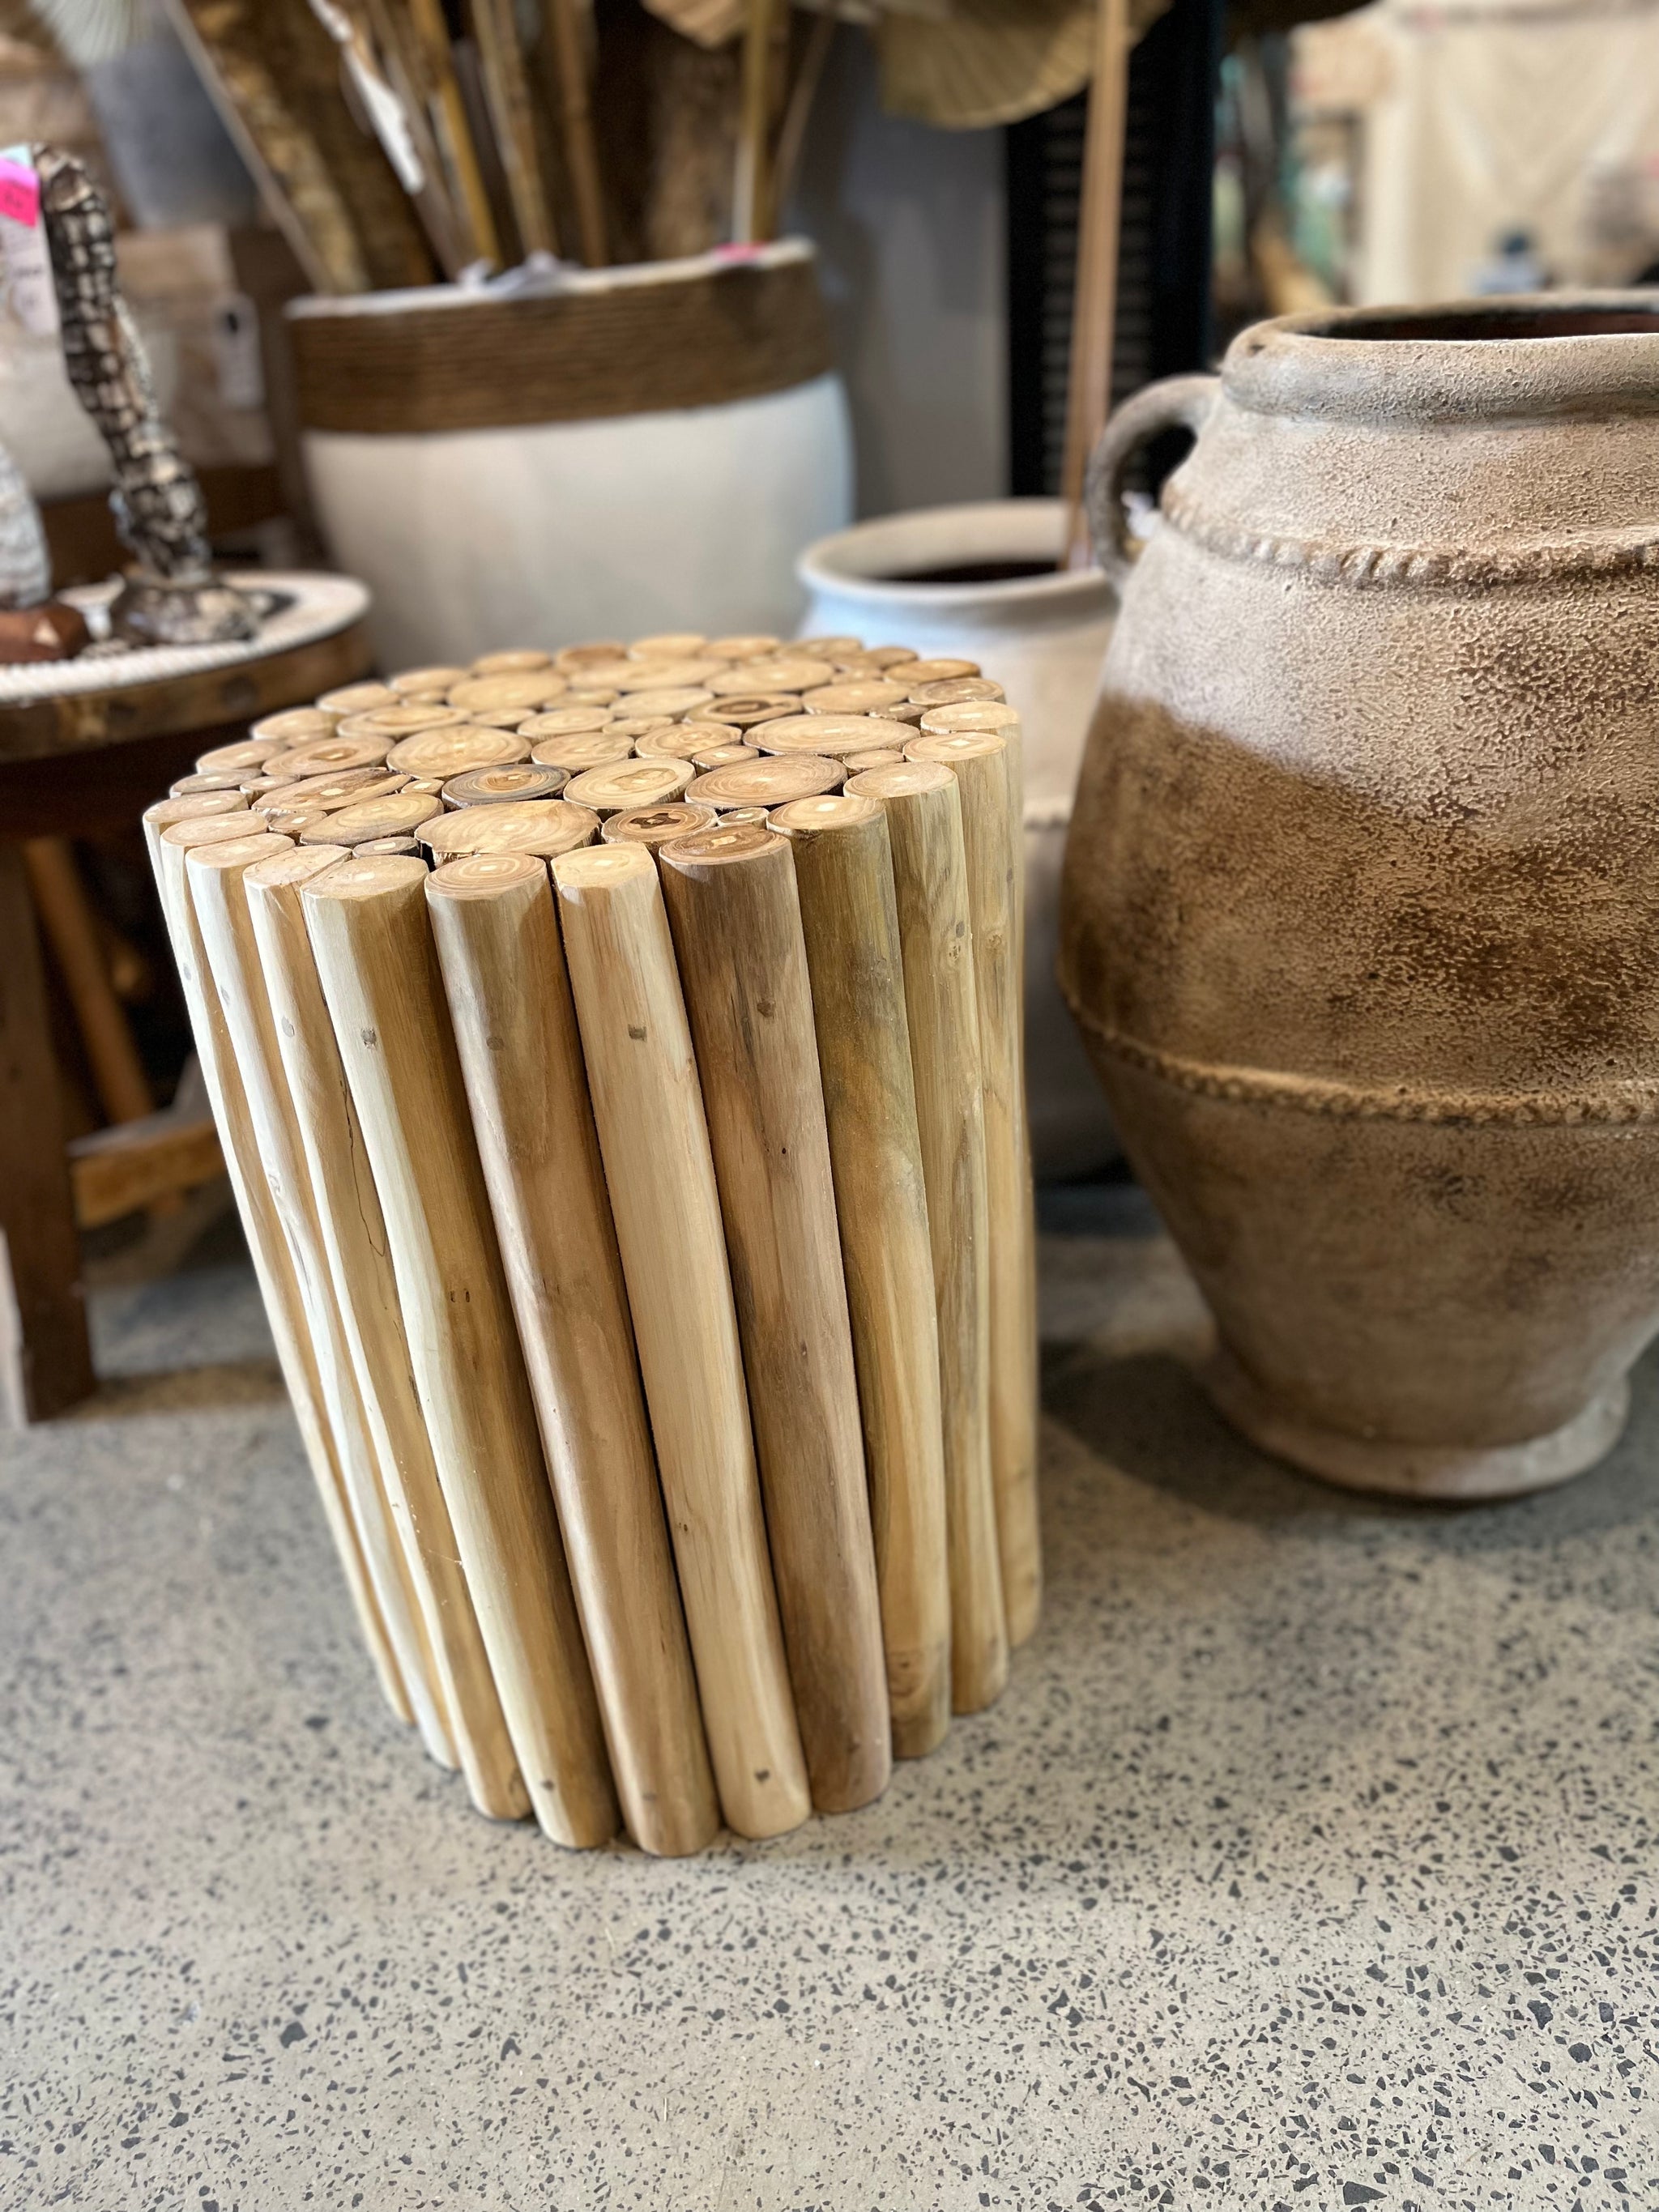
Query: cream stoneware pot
1060 296 1659 1499
799 497 1117 1178
289 241 852 668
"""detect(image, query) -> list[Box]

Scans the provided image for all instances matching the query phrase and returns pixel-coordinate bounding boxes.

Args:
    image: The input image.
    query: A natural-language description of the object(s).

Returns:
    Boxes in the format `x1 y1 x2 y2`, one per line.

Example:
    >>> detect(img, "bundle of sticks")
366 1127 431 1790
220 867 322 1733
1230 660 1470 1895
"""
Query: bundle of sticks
144 629 1039 1855
172 0 844 291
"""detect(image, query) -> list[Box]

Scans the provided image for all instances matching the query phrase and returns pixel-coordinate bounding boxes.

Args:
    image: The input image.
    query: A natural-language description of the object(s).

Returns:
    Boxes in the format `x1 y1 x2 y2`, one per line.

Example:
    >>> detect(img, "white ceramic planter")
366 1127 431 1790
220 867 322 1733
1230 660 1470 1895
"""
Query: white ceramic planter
288 242 854 669
301 375 851 670
798 498 1117 1177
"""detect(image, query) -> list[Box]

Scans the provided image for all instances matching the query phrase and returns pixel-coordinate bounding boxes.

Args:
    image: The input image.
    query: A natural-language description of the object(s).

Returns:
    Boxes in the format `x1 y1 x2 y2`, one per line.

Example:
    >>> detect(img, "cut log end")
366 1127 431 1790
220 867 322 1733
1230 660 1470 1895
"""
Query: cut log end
442 765 568 807
659 818 778 872
905 731 1007 768
305 793 442 848
471 649 553 676
846 761 953 801
918 702 1022 738
770 793 883 837
244 844 350 897
427 850 546 899
752 714 918 760
303 853 432 904
420 799 600 860
551 842 655 895
143 792 245 832
184 833 296 876
687 755 844 809
565 761 697 815
602 803 718 850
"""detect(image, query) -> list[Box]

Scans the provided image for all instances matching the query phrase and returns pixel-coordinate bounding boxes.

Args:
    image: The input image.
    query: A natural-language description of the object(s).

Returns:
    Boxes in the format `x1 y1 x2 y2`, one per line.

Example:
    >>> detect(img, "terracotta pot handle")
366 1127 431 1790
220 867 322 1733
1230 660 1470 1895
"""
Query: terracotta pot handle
1085 373 1219 586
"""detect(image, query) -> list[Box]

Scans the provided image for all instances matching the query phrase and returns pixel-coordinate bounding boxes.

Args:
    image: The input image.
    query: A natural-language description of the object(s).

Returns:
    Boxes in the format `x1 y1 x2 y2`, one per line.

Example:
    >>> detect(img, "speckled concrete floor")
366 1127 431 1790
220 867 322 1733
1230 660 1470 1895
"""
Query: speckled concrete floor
3 1185 1657 2211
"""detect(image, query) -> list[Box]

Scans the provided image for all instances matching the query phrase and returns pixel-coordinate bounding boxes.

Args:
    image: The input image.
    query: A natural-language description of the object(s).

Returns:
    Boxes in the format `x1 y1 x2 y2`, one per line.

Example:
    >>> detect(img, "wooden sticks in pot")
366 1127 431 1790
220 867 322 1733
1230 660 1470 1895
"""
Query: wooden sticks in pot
148 629 1042 1856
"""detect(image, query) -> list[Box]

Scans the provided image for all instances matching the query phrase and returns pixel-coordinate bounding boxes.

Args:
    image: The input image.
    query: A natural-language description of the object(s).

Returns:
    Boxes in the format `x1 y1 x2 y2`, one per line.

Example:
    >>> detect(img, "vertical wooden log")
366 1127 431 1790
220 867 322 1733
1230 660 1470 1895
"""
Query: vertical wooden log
906 731 1041 1646
427 851 719 1856
843 761 1008 1715
187 835 457 1773
770 794 951 1758
658 820 889 1813
147 816 411 1726
246 844 528 1822
304 855 619 1848
551 842 808 1839
0 839 95 1422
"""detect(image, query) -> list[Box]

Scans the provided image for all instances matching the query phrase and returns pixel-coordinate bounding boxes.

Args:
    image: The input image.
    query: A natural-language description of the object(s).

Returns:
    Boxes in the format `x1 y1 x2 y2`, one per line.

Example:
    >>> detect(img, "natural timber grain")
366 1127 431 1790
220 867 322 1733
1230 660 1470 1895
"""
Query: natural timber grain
420 799 599 861
660 820 889 1813
564 761 695 816
907 730 1040 1646
686 756 843 810
386 726 531 778
305 855 619 1848
843 761 1008 1714
751 714 918 761
600 802 717 850
428 852 719 1856
771 793 952 1757
246 842 527 1822
147 816 410 1726
188 835 456 1772
441 765 567 807
552 842 809 1839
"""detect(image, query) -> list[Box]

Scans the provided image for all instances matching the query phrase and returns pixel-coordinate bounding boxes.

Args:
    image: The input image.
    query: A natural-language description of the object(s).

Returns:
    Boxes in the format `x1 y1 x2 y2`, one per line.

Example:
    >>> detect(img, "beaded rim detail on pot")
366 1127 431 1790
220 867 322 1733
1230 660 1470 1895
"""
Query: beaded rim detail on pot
1158 477 1659 590
1071 1011 1659 1127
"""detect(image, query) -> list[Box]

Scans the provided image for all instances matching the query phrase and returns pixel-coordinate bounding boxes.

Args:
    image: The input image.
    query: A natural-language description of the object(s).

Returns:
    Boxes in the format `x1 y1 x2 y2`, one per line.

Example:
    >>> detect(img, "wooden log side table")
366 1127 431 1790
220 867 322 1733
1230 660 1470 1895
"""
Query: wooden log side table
0 573 373 1423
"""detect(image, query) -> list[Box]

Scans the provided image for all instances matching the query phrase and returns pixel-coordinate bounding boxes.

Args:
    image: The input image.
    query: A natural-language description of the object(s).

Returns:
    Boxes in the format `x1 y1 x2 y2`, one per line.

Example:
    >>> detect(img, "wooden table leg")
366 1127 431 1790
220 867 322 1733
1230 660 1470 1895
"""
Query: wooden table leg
0 839 95 1421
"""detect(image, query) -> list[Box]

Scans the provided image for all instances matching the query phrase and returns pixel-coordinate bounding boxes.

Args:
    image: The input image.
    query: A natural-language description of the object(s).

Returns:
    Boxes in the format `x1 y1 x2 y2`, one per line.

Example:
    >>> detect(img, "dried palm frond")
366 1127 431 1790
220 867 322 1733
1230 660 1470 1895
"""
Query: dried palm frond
878 0 1170 133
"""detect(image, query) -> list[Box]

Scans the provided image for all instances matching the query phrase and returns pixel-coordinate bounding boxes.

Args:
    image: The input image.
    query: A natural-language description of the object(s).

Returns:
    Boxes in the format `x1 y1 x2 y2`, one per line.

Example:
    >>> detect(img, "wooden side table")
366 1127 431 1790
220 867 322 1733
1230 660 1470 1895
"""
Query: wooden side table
0 576 373 1421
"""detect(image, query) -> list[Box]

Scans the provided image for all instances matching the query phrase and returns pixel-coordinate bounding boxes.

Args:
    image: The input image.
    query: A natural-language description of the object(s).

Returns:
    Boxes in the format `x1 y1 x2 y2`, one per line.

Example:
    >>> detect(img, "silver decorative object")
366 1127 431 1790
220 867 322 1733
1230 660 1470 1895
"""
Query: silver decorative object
33 144 255 644
0 437 50 611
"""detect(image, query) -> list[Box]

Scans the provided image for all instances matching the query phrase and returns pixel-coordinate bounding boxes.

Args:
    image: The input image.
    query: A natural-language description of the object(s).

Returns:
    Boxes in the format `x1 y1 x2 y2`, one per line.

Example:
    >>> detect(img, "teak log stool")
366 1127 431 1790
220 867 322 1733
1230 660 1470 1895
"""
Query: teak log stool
0 613 372 1423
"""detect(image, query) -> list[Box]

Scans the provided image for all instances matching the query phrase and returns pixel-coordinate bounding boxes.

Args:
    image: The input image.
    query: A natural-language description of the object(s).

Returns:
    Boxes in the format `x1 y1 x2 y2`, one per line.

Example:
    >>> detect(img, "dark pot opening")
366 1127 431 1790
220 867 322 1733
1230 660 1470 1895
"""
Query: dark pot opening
1306 303 1659 344
874 557 1058 587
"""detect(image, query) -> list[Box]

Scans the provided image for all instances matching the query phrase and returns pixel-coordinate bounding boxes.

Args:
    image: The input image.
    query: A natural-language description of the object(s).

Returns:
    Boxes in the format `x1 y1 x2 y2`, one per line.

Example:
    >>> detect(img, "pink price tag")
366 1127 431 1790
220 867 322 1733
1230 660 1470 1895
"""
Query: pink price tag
0 156 39 228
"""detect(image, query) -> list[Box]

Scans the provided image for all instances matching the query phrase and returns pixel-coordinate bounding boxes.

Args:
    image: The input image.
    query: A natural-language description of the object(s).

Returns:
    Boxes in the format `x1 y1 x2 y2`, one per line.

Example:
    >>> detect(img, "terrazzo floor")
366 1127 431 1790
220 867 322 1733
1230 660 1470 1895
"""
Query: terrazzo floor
3 1183 1657 2210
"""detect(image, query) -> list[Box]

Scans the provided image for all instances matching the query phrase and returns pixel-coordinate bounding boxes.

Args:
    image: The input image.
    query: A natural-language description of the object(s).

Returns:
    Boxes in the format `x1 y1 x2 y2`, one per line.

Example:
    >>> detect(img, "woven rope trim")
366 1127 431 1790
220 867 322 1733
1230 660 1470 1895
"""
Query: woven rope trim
1073 1008 1659 1126
1160 478 1659 590
292 258 834 436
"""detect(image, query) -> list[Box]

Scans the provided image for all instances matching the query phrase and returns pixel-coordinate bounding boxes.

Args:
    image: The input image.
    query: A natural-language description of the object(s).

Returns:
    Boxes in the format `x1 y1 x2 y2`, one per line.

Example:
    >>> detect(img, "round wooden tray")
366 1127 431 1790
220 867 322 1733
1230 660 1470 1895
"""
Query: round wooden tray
0 572 372 764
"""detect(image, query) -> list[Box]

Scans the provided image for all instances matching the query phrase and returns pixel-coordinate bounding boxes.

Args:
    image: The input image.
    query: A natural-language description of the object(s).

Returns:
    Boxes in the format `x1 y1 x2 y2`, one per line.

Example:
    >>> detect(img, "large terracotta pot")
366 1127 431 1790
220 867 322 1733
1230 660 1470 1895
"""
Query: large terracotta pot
1060 296 1659 1499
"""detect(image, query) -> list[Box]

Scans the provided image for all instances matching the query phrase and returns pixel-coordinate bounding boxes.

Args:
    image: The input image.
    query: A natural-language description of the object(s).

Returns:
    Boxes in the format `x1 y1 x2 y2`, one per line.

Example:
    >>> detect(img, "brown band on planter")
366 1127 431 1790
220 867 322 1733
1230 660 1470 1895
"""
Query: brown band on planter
291 257 835 436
